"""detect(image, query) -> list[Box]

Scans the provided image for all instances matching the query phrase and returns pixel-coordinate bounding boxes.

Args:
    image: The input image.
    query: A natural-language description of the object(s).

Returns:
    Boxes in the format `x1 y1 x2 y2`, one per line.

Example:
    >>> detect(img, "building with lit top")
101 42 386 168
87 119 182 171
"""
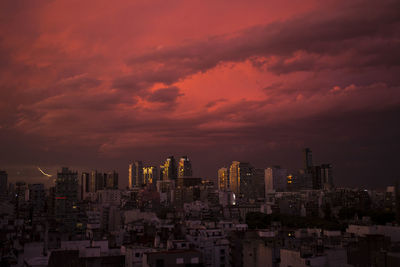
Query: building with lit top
178 156 192 178
229 161 254 200
161 156 177 181
218 167 229 191
129 161 143 188
143 166 158 185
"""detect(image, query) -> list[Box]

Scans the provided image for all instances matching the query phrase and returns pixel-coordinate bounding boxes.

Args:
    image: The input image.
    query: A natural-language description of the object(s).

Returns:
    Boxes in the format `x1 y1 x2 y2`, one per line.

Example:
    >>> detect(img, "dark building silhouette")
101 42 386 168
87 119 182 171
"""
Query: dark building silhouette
303 148 313 171
0 170 7 196
105 170 118 189
55 167 78 233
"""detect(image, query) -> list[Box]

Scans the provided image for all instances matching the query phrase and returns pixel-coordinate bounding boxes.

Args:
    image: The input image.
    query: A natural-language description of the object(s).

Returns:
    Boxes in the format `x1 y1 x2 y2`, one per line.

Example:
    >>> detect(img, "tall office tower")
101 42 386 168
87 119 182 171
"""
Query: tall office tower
395 180 400 224
229 161 254 199
128 161 143 188
253 168 266 199
0 170 7 196
303 148 313 171
311 165 322 190
105 170 119 189
55 167 78 232
94 170 105 191
265 166 288 193
143 166 157 185
15 181 28 219
178 156 192 178
87 170 97 193
218 167 229 191
29 183 46 218
162 156 177 181
81 172 90 200
159 165 165 181
320 164 333 189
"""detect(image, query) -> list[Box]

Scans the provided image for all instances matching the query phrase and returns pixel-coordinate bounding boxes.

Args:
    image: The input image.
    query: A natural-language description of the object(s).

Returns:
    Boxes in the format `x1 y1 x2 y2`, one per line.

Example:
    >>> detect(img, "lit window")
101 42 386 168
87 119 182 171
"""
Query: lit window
176 258 184 264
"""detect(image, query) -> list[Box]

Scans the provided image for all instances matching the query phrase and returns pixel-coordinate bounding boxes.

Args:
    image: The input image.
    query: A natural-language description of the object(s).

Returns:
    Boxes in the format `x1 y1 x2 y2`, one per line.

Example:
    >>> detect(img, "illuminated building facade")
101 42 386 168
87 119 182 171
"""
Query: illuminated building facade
162 156 177 181
217 167 229 191
229 161 254 200
129 161 143 188
143 166 157 185
178 156 192 178
55 167 78 232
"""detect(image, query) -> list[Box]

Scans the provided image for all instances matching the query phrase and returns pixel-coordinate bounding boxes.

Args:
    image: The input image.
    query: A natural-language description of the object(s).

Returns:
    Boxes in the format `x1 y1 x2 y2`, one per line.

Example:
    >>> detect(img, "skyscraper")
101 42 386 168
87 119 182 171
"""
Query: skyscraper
162 156 177 181
143 166 157 185
81 172 90 200
217 167 229 191
178 156 192 178
265 166 288 193
15 181 28 219
311 165 322 189
0 170 7 196
303 148 313 171
29 183 45 219
320 164 333 189
128 161 143 188
105 170 119 189
229 161 254 199
55 167 78 232
94 170 105 191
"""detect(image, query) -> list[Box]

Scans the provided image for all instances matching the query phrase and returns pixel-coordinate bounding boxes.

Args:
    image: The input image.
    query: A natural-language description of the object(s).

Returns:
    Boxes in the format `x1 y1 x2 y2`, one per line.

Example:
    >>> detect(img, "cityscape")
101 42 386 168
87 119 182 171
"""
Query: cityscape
1 0 400 266
1 148 400 266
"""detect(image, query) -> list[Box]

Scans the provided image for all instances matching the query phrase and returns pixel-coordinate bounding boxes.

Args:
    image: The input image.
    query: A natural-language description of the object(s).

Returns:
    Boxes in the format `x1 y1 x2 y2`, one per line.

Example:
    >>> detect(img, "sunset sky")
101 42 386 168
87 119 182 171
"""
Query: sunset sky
1 0 399 188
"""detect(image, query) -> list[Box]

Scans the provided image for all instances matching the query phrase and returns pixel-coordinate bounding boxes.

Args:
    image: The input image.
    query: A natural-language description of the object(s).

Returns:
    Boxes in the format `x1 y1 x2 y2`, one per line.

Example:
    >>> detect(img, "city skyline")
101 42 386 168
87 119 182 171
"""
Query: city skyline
1 0 400 189
2 1 400 266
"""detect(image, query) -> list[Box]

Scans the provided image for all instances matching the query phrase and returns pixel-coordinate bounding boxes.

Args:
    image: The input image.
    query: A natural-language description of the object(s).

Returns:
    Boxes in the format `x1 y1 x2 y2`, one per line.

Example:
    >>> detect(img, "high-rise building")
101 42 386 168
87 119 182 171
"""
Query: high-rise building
159 165 165 181
265 166 288 193
253 168 266 199
0 170 7 196
105 170 119 189
320 164 333 189
55 167 78 232
229 161 254 200
217 167 229 191
311 165 322 189
88 170 97 193
129 161 143 188
81 172 90 199
162 156 177 181
94 170 105 191
178 156 192 178
29 183 46 218
303 148 313 171
15 181 28 219
143 166 157 185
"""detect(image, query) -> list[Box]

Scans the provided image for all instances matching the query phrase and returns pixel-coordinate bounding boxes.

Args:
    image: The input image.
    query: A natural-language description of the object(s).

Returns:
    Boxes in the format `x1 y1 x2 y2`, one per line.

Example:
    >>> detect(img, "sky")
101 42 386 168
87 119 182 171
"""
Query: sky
1 0 399 188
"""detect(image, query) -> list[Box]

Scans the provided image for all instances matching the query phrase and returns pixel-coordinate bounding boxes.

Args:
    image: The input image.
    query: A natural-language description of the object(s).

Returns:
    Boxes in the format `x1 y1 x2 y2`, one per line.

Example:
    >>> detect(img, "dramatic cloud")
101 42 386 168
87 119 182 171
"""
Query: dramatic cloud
0 0 399 187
